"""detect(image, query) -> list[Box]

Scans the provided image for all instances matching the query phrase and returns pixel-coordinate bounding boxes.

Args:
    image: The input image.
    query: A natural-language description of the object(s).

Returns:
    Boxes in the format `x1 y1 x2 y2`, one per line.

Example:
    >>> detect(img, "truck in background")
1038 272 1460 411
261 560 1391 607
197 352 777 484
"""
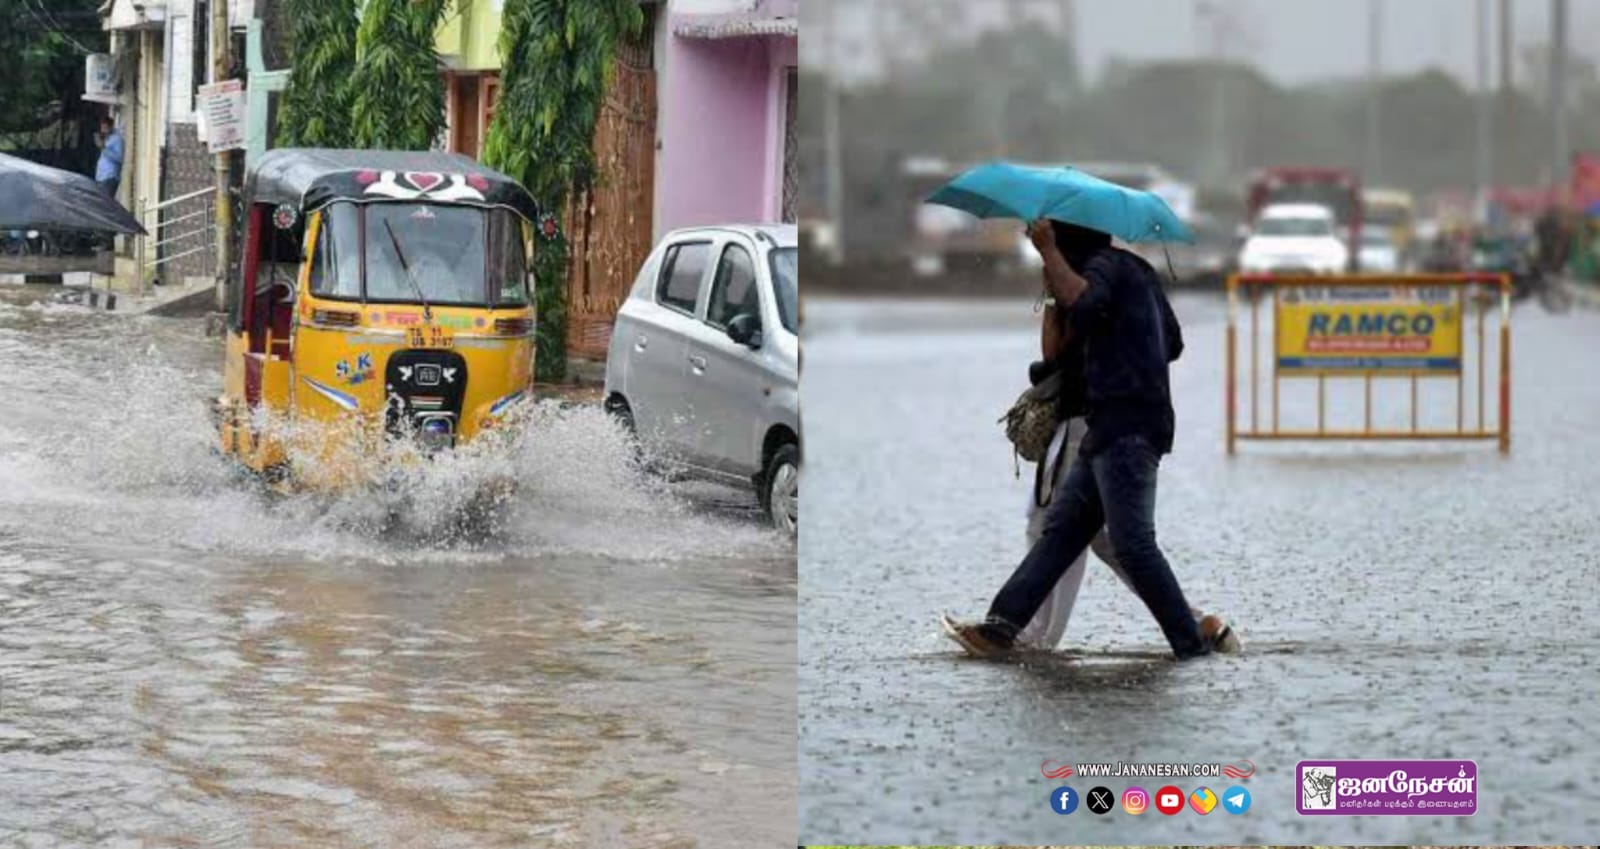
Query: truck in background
1246 167 1363 271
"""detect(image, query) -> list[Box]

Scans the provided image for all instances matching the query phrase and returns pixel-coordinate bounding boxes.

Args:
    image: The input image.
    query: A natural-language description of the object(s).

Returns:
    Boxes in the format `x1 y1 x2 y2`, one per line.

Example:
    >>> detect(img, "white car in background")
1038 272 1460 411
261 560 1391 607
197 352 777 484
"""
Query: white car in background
1238 203 1349 274
604 224 800 536
1358 228 1403 273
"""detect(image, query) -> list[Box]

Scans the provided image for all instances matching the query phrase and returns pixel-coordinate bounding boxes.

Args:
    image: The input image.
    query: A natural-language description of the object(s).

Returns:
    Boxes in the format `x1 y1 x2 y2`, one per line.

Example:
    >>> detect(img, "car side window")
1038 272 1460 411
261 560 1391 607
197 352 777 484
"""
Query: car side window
656 241 711 315
705 243 760 330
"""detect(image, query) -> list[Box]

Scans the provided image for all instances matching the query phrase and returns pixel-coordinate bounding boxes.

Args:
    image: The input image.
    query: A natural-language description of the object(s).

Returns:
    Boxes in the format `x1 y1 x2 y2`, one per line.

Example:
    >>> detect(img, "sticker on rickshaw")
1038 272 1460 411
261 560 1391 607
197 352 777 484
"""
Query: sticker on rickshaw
407 325 455 349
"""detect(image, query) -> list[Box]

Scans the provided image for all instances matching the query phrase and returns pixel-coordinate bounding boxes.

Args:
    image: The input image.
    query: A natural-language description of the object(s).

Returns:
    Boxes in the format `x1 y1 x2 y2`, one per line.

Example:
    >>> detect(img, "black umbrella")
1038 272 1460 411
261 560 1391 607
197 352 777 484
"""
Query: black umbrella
0 151 146 235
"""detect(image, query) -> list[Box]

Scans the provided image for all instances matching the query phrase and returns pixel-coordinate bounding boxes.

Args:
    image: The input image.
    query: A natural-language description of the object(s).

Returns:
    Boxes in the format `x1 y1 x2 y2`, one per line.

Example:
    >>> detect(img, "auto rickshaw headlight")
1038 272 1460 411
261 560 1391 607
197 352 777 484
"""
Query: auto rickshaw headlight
417 415 454 451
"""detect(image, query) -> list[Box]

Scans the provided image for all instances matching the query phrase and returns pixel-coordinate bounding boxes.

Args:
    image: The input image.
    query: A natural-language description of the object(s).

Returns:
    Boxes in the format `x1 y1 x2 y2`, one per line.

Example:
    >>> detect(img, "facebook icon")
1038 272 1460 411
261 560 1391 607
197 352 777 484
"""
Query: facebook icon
1049 785 1079 814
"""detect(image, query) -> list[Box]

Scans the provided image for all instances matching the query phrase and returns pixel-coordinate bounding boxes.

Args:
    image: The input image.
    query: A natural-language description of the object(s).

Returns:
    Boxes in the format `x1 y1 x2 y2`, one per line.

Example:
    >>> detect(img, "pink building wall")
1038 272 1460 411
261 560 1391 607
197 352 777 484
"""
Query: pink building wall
656 20 797 238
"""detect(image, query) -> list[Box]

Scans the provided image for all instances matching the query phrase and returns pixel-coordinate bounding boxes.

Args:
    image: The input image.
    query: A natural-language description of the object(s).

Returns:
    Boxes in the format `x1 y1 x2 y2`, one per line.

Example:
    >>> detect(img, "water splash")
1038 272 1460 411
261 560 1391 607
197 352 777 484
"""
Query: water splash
1 307 785 565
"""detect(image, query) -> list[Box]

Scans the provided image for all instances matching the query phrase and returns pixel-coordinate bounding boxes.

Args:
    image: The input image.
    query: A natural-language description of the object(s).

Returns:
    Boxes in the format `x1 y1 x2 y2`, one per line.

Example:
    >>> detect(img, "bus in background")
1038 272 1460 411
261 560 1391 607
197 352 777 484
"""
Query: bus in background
1363 188 1416 268
1246 167 1363 270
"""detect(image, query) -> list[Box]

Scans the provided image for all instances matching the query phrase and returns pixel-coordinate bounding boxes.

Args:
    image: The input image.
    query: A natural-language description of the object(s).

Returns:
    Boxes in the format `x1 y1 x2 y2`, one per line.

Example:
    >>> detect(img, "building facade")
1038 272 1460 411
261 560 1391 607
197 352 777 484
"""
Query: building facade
437 0 506 159
435 0 798 364
653 0 798 238
95 0 797 369
97 0 276 291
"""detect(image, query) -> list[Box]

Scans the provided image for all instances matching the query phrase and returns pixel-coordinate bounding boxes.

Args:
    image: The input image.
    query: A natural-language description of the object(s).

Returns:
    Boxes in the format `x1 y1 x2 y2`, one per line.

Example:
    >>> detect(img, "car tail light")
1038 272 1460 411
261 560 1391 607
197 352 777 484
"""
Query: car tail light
312 308 361 327
493 317 532 336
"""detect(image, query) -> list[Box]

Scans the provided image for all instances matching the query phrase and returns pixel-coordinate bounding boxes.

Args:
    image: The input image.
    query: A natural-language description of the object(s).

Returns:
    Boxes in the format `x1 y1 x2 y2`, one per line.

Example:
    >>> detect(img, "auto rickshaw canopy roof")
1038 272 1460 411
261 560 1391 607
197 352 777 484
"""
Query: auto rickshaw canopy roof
247 148 540 221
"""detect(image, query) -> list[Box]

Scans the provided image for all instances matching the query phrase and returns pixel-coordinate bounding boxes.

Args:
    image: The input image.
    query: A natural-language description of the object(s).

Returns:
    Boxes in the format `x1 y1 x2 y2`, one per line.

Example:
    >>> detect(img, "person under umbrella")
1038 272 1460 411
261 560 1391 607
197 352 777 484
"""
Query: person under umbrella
945 218 1237 659
927 162 1236 660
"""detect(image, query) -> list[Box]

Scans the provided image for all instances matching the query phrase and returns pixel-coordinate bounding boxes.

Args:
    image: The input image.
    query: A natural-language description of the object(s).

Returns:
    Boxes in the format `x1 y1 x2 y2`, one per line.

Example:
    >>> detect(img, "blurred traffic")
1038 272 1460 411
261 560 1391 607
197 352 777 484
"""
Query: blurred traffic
800 0 1600 301
808 150 1599 300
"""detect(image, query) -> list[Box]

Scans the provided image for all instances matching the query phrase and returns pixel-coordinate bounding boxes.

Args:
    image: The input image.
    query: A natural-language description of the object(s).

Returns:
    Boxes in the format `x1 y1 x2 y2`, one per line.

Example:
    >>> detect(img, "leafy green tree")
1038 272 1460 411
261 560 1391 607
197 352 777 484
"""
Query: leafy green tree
276 0 358 147
348 0 449 150
482 0 642 382
0 0 107 167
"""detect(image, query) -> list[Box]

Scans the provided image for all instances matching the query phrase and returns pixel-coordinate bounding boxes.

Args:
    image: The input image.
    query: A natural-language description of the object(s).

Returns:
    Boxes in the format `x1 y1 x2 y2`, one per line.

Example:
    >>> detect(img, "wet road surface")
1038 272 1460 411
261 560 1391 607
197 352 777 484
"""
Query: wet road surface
799 294 1599 844
0 289 795 848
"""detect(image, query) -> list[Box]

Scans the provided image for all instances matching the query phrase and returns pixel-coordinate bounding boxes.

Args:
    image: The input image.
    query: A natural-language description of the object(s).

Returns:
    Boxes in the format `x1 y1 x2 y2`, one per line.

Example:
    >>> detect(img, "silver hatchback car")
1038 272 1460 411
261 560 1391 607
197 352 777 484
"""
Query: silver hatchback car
604 224 800 535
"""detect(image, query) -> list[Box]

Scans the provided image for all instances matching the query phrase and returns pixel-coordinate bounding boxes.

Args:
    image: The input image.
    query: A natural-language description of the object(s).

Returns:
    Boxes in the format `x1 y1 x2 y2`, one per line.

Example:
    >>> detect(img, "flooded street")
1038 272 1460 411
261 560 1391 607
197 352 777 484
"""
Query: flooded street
0 290 795 848
799 294 1600 844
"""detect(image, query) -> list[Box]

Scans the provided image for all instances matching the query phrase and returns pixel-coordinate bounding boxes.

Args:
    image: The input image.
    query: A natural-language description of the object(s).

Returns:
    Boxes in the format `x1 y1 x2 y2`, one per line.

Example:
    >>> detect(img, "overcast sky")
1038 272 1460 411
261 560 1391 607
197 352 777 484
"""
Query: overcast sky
807 0 1600 88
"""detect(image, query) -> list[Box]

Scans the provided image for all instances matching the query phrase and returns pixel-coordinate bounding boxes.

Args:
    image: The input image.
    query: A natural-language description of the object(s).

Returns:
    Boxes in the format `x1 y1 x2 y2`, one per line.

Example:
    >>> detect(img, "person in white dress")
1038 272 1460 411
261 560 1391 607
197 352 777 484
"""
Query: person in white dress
1016 303 1134 648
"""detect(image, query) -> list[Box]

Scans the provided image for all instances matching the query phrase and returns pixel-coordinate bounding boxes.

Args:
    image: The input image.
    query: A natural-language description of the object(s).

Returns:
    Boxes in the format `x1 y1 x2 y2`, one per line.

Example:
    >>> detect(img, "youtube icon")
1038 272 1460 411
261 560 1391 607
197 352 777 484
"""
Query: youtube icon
1155 785 1185 815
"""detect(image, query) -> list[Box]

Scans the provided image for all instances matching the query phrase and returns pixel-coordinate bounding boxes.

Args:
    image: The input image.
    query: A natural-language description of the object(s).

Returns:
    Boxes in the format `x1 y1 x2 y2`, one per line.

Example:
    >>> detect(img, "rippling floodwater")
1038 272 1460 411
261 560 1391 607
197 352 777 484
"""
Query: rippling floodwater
0 288 795 848
799 294 1600 844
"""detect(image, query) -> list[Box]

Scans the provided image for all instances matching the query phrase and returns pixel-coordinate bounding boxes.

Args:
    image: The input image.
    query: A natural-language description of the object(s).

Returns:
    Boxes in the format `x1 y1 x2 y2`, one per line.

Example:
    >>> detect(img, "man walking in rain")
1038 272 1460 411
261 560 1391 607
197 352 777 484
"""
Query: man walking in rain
944 219 1238 660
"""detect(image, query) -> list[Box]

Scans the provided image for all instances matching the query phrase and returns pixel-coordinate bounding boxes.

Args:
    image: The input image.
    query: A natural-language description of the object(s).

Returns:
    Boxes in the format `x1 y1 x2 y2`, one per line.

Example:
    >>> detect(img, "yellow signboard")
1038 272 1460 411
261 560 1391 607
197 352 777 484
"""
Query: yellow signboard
1276 286 1462 374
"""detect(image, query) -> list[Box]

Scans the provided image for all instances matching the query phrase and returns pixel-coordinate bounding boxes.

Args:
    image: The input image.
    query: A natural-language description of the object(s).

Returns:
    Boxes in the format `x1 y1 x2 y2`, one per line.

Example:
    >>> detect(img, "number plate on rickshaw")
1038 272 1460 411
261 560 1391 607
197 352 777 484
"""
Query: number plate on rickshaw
407 325 455 349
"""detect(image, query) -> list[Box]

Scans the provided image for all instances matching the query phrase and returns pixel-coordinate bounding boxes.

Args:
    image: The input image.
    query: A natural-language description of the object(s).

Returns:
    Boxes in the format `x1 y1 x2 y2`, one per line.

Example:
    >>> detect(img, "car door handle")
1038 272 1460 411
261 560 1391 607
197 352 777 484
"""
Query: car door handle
688 354 707 373
634 334 648 351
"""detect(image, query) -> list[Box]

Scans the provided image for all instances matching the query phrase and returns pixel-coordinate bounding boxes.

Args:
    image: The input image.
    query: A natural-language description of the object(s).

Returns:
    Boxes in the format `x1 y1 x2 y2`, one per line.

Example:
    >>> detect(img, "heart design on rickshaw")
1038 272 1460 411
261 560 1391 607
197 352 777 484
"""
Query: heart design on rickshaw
403 172 444 193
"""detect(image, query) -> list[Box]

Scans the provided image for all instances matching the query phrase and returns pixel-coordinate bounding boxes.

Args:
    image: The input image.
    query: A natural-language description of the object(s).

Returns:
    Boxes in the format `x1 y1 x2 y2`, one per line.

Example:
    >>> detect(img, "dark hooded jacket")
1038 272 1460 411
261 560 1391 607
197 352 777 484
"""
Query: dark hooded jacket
1050 222 1185 456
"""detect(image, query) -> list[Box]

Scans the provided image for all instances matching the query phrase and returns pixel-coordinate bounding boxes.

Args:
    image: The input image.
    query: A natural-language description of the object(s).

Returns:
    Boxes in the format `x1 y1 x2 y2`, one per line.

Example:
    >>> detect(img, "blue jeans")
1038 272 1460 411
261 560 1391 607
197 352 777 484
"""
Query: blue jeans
987 433 1209 659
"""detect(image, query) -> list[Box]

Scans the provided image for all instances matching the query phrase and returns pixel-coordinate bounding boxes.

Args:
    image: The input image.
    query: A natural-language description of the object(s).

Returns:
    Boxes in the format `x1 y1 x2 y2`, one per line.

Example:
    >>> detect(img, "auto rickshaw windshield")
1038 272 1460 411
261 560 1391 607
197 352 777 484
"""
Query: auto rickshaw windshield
311 201 529 306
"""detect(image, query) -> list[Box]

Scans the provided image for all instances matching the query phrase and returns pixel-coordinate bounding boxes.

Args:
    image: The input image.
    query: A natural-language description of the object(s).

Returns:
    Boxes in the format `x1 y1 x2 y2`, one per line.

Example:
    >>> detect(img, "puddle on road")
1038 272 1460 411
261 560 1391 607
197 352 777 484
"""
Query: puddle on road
0 294 795 848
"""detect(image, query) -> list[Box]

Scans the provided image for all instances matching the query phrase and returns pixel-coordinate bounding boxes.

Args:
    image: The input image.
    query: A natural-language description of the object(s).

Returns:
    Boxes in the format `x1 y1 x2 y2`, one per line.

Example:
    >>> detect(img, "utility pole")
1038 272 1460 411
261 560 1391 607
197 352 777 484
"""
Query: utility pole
1365 0 1383 185
823 0 845 264
1496 0 1512 185
1475 0 1491 222
874 0 897 81
212 0 232 309
1059 0 1080 92
1198 1 1232 188
1550 0 1569 190
1002 0 1023 157
1497 0 1512 94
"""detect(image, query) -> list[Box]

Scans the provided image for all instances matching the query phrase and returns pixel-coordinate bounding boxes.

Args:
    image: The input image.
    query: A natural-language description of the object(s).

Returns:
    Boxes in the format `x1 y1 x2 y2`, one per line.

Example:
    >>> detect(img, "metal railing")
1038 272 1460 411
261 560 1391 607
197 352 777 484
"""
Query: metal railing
134 187 214 295
1225 272 1512 455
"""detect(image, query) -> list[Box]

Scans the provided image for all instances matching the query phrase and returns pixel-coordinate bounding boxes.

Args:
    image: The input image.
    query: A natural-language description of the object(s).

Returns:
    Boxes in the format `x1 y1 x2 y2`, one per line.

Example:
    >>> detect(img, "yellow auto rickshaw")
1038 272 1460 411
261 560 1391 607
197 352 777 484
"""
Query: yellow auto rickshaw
216 149 539 486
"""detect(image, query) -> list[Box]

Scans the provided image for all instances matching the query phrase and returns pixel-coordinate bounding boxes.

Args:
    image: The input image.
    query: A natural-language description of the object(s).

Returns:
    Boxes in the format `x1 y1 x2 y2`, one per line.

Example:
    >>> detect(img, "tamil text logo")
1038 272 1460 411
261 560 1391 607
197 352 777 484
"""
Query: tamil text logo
1297 760 1477 816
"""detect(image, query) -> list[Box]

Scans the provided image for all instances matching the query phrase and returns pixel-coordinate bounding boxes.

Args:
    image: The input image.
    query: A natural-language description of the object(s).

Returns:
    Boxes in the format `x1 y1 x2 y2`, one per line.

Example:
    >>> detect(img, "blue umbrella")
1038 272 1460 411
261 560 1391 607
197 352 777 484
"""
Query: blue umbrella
926 160 1194 243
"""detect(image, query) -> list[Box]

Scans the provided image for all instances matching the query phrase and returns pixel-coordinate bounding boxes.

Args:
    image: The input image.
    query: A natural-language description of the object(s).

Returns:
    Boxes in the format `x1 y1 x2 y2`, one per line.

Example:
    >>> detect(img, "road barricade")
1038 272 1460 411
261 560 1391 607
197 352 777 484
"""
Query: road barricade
1225 273 1511 454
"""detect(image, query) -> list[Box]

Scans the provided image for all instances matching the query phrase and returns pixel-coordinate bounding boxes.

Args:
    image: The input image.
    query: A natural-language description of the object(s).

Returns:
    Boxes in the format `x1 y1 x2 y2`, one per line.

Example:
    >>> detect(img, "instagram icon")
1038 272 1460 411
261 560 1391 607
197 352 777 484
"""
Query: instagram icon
1122 786 1149 815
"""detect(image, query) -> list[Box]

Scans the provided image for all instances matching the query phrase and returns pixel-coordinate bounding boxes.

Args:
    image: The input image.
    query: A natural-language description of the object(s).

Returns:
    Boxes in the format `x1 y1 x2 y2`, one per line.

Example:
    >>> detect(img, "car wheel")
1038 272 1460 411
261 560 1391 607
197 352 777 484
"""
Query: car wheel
763 444 799 538
605 396 647 468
